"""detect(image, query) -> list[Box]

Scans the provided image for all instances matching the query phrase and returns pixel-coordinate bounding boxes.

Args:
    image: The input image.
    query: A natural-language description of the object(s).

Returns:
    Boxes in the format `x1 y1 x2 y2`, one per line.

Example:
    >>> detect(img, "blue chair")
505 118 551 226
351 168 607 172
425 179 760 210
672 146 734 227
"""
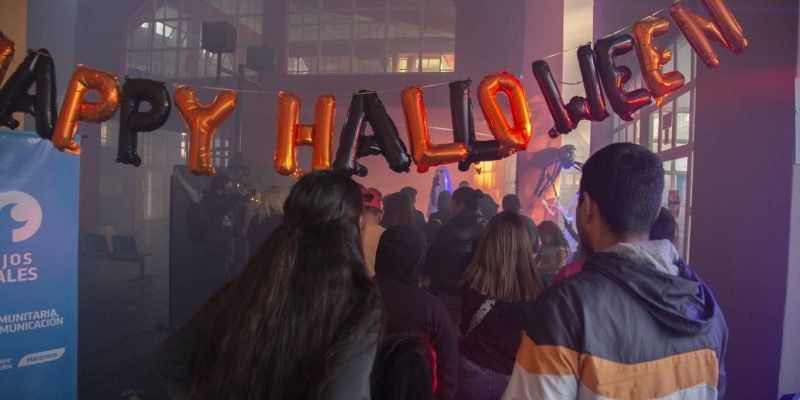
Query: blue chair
111 235 152 284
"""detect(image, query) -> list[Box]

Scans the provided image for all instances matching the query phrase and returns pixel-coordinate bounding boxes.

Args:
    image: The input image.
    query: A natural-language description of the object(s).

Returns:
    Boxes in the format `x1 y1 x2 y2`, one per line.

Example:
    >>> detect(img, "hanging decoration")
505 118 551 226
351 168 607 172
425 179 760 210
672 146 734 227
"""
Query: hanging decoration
532 44 608 138
534 144 584 198
0 31 14 83
0 49 58 140
595 34 653 122
669 0 748 70
274 92 335 176
633 18 685 107
0 0 750 178
333 90 411 177
116 77 172 166
477 71 533 156
449 79 502 172
52 65 120 155
401 86 467 173
174 86 237 176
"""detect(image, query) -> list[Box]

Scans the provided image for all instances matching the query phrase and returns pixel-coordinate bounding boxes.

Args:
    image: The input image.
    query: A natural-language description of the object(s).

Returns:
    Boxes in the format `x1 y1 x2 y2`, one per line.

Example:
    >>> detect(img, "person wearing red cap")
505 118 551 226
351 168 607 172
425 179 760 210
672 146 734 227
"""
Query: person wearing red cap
361 188 385 276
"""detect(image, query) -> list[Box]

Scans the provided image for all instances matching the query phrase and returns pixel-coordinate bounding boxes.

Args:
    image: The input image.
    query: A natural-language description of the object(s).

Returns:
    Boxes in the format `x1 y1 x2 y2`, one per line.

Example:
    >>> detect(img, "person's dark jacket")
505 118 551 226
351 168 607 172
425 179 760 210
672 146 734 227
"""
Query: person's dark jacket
459 288 530 376
413 209 426 229
247 213 283 255
429 210 452 225
425 210 485 296
375 226 458 400
505 241 728 399
200 189 243 233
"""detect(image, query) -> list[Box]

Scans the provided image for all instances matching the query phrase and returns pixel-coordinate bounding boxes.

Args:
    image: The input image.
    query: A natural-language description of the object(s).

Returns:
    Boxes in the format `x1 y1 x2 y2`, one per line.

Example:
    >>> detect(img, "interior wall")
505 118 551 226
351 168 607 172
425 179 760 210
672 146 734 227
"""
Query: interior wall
780 165 800 396
689 1 798 399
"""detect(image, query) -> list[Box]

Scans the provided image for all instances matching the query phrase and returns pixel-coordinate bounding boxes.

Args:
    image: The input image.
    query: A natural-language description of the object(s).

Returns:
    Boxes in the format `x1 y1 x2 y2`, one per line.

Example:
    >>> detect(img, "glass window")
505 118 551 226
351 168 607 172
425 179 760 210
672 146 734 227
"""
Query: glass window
320 43 351 73
608 34 697 260
288 0 454 74
663 157 691 256
125 1 264 79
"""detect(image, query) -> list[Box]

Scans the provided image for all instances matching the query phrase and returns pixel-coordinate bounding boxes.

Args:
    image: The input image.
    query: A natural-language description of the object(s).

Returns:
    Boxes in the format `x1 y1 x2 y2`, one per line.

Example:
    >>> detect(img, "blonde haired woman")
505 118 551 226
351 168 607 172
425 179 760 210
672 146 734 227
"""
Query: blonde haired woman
247 185 287 256
457 212 545 400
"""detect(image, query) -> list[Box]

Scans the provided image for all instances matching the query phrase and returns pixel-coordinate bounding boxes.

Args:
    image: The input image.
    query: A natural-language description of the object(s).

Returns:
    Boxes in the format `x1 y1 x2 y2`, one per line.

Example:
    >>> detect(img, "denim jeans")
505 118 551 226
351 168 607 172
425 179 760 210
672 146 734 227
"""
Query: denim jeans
456 355 510 400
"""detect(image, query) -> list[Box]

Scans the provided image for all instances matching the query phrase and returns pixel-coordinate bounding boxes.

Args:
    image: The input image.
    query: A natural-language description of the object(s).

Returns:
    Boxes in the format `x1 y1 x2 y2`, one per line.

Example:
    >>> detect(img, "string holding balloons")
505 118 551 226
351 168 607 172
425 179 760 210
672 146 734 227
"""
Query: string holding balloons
0 0 750 179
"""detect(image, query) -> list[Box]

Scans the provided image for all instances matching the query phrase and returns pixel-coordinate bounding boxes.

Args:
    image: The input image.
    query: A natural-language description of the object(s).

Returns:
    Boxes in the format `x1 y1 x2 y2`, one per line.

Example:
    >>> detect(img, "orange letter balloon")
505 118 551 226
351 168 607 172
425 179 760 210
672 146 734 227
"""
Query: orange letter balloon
174 86 237 176
52 65 120 155
400 86 467 173
634 18 686 107
274 92 335 177
477 71 532 156
670 0 748 69
0 32 14 83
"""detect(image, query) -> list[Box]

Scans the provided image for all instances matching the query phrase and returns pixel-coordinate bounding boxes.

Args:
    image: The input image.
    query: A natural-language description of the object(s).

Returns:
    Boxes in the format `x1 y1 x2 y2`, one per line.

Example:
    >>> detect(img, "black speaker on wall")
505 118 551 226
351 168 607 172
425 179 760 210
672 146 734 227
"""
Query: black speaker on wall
201 21 237 54
246 45 275 72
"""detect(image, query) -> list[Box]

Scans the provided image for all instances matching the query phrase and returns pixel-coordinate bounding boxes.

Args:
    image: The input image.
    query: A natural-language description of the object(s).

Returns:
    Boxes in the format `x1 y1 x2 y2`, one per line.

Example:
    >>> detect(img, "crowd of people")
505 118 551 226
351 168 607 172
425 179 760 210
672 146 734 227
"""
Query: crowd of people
156 143 728 400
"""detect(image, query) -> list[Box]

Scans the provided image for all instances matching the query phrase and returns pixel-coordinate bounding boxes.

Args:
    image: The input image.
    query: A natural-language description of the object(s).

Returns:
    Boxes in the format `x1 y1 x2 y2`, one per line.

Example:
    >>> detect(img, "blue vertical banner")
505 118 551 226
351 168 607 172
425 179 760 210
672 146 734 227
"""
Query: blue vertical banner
0 131 79 400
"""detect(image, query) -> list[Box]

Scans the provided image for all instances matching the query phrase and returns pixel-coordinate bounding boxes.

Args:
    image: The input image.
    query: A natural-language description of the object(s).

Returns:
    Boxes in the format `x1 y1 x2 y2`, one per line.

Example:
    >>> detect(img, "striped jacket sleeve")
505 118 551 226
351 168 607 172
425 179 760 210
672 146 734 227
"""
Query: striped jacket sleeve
502 298 581 400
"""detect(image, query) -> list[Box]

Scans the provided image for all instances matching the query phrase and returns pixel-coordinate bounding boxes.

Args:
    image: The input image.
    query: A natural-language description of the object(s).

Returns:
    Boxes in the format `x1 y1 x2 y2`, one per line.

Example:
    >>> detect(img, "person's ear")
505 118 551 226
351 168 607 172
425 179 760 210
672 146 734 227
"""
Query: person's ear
578 191 591 221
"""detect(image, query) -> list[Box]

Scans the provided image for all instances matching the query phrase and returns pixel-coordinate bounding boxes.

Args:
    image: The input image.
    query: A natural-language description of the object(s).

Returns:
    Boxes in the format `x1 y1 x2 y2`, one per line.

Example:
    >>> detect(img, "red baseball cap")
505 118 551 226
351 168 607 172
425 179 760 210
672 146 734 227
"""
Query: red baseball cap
361 188 383 211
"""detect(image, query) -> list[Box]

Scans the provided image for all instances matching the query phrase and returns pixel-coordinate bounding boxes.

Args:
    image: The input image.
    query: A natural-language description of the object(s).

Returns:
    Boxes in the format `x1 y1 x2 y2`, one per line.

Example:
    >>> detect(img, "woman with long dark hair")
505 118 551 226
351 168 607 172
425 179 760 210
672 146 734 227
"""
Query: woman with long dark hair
155 170 382 400
457 212 545 400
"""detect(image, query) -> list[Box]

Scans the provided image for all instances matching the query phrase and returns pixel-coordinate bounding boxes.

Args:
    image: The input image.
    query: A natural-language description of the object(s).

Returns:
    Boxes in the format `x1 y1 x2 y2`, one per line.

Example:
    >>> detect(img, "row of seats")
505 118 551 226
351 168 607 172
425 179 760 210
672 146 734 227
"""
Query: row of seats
80 234 152 284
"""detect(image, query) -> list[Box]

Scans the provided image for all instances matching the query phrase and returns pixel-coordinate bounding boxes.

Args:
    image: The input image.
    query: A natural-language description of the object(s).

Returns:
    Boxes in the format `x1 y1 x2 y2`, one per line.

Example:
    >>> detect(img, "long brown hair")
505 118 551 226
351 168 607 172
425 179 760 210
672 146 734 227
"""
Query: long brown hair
381 192 417 229
181 170 381 400
461 212 544 302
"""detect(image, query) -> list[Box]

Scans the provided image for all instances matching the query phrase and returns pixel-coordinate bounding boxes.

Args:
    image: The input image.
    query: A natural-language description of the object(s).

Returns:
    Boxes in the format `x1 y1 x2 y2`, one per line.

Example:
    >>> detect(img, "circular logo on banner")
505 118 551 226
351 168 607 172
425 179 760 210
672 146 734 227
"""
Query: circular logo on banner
0 191 43 243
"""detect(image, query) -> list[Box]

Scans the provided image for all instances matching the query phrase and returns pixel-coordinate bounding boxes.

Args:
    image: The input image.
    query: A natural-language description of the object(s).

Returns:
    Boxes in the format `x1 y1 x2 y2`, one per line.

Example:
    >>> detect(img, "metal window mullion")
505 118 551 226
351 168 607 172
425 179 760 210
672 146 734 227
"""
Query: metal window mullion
384 5 389 72
684 152 693 261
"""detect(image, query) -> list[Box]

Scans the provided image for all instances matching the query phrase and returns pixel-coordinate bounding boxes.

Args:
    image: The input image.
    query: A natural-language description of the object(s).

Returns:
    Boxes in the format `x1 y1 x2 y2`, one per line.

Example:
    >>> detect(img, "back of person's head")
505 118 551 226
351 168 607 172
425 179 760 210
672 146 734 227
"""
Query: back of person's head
362 188 384 222
537 220 569 248
462 212 545 302
186 170 380 400
382 192 417 228
479 192 499 219
436 191 452 212
400 186 418 201
650 207 677 243
209 174 231 191
451 187 482 212
259 185 286 221
372 334 435 400
375 226 426 284
458 180 470 188
580 143 664 236
502 194 521 214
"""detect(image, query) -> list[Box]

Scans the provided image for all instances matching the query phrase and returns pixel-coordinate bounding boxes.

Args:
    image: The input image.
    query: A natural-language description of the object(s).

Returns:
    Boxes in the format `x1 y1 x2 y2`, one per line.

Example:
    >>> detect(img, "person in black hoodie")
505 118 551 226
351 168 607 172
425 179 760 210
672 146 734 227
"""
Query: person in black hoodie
425 186 486 329
375 226 458 400
504 143 728 399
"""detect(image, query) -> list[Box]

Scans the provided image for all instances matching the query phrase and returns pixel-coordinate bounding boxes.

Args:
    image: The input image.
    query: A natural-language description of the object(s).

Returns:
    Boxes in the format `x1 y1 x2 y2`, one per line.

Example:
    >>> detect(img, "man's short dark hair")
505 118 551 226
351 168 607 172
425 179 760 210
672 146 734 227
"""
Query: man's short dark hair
502 194 521 214
650 207 676 242
579 143 664 235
